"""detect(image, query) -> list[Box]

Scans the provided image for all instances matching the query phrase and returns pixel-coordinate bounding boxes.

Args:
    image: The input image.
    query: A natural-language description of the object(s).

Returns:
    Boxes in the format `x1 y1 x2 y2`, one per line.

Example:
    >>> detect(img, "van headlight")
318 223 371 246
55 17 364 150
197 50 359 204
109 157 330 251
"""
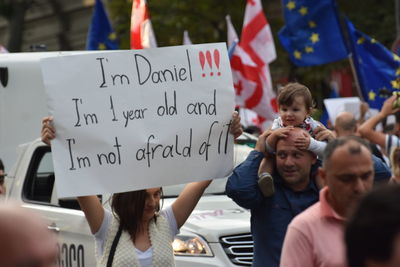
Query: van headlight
172 234 213 256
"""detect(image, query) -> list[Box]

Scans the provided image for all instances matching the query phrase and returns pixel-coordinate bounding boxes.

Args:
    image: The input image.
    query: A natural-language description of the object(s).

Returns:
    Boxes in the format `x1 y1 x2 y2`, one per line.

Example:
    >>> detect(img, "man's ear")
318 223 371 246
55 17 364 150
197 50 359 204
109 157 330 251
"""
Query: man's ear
314 168 325 189
318 167 326 183
333 125 339 135
310 152 317 165
305 135 317 163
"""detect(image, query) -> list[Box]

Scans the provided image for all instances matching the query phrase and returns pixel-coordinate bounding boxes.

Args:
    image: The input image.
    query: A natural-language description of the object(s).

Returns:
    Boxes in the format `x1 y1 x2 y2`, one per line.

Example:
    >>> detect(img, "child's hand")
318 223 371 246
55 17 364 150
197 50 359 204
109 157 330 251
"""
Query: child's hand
274 126 293 138
314 126 335 141
294 132 310 150
265 126 293 152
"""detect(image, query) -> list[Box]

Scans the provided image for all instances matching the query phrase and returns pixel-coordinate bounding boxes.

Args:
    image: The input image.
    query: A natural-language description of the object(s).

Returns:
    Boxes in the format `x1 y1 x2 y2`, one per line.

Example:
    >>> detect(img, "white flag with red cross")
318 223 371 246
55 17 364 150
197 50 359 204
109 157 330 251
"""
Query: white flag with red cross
130 0 157 49
227 0 278 123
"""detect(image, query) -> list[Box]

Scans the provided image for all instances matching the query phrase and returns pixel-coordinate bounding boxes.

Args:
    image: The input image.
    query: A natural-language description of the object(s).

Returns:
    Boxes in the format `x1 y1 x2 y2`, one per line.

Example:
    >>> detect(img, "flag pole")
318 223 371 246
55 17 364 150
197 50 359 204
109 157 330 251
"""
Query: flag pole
347 55 364 101
332 0 365 101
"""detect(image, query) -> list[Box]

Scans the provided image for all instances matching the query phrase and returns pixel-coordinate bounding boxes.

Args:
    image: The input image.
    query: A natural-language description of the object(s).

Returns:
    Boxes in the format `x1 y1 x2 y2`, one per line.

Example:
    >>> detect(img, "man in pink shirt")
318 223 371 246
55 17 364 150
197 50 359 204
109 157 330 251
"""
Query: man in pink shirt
280 136 374 267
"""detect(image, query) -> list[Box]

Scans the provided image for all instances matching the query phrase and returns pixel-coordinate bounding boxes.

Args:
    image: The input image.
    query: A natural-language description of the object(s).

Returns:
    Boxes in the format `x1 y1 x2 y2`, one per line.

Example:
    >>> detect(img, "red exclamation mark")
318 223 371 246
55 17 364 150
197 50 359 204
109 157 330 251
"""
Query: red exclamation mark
199 51 205 77
214 49 220 76
206 50 213 76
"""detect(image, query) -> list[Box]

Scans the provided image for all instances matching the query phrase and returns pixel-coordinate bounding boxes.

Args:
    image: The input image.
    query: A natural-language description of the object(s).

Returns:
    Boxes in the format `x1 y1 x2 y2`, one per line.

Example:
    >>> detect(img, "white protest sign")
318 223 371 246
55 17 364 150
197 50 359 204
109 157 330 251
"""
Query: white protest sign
324 97 360 124
41 43 235 198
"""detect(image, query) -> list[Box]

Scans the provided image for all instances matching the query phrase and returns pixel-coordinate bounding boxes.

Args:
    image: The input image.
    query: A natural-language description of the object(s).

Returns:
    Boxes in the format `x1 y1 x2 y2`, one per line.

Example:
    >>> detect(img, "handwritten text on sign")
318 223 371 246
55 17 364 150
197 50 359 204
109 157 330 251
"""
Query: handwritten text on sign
41 43 235 198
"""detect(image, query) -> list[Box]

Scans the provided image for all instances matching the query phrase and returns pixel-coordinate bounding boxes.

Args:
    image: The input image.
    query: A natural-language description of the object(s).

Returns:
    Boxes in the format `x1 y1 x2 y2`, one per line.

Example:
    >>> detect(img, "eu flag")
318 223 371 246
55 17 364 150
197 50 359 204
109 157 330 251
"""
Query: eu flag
346 19 400 109
278 0 348 66
86 0 118 50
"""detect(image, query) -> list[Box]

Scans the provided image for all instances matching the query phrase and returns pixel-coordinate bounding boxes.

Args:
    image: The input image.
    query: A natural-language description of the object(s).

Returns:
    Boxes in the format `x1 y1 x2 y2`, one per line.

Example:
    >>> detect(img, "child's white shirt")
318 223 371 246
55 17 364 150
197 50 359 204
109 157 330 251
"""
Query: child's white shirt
269 116 326 158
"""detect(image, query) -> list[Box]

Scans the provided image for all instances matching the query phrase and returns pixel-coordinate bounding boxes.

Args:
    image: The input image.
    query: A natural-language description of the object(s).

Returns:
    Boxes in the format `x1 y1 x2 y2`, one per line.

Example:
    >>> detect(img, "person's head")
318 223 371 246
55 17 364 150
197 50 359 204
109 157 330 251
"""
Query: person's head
277 83 313 127
390 147 400 178
275 128 317 191
0 159 5 196
0 202 58 266
334 112 358 137
345 184 400 267
320 136 374 217
111 187 163 238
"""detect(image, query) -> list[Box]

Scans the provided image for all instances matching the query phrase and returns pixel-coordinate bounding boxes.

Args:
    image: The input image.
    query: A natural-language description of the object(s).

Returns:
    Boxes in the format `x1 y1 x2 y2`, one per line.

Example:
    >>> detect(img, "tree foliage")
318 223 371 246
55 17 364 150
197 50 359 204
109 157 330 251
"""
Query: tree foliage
107 0 247 48
0 0 396 106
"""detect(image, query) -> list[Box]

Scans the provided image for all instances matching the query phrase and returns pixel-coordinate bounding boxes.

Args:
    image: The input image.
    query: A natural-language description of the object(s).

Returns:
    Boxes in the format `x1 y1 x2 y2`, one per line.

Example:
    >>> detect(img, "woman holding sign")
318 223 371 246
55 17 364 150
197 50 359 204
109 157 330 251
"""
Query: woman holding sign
41 113 242 267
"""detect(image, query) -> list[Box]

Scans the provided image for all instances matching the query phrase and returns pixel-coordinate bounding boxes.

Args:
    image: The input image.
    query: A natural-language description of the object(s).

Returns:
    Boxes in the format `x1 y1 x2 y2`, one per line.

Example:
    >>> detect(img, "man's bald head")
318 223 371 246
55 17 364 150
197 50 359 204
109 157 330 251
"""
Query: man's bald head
334 112 358 137
0 202 58 266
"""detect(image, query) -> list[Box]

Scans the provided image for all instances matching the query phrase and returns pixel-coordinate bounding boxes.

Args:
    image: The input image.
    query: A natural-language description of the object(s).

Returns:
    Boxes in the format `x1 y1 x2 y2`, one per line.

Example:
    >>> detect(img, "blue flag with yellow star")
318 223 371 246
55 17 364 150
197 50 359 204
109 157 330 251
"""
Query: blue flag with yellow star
346 19 400 109
86 0 118 50
278 0 348 66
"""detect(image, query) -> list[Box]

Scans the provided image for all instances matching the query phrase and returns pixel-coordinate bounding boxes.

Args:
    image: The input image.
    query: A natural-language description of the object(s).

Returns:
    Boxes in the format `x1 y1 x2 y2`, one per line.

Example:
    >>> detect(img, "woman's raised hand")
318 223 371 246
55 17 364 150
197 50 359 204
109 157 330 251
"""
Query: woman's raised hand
41 116 55 145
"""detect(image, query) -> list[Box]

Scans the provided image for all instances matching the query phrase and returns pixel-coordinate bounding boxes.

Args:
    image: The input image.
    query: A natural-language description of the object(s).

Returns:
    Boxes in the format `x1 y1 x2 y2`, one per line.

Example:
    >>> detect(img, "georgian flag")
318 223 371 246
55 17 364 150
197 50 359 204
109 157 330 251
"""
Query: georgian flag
130 0 157 49
227 0 278 125
241 0 276 65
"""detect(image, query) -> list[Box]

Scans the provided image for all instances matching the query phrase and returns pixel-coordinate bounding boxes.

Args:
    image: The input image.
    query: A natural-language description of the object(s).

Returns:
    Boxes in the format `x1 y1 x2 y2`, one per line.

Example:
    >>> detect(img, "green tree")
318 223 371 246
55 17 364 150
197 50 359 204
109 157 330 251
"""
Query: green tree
0 0 32 52
0 0 72 52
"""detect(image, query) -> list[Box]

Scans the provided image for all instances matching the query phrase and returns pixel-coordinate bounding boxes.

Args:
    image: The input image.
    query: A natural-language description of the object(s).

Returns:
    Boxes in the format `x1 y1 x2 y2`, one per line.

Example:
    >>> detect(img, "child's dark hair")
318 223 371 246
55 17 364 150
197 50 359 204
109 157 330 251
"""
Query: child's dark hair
277 83 313 110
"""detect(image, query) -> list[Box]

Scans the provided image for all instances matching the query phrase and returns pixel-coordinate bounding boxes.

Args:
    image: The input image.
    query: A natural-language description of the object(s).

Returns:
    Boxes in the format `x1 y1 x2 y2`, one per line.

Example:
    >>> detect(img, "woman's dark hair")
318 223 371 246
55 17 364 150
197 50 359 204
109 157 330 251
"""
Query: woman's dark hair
111 188 163 241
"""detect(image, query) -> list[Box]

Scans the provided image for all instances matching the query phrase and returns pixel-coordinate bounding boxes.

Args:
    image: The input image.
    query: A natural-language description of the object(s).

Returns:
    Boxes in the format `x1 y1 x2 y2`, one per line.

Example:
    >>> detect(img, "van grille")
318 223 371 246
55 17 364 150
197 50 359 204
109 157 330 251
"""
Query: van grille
220 233 253 266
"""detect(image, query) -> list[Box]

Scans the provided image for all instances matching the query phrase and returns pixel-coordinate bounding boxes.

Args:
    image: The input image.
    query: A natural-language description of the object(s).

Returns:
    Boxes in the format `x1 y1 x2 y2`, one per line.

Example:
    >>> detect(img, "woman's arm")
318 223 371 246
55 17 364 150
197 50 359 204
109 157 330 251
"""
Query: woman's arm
77 196 105 234
41 116 55 145
41 116 104 234
172 180 212 228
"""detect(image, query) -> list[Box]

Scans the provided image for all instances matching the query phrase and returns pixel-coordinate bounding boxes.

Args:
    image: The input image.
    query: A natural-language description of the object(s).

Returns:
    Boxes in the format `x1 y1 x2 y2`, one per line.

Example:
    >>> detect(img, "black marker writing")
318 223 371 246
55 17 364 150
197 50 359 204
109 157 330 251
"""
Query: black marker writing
199 121 218 161
186 89 216 115
66 138 91 170
109 95 118 121
97 57 108 88
72 98 98 126
157 91 177 116
135 52 192 85
97 137 122 165
136 129 193 167
97 57 131 88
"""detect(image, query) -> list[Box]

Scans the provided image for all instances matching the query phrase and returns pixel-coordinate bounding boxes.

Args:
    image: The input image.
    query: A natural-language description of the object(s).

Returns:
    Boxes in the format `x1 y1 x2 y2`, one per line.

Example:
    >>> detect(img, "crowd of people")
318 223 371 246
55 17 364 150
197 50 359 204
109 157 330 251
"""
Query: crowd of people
1 82 400 267
228 83 400 267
